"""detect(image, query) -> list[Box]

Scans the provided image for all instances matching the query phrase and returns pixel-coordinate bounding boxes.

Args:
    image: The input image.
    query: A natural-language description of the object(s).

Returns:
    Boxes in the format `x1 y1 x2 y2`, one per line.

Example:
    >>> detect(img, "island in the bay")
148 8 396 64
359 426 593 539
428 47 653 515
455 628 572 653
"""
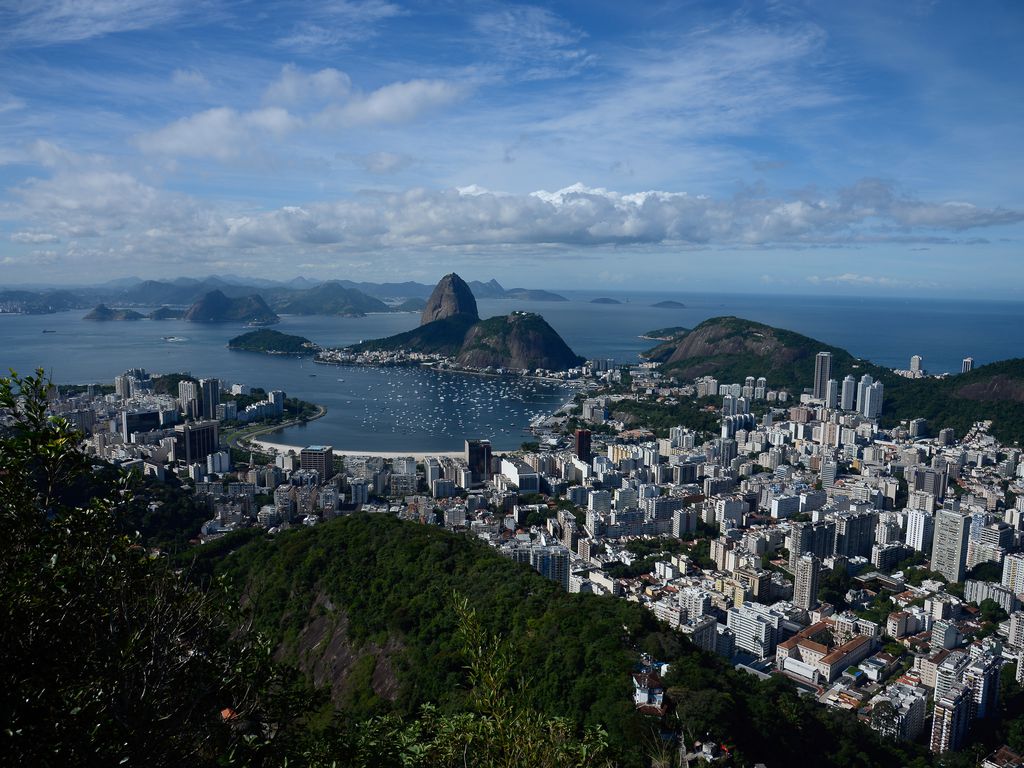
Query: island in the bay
227 328 318 356
339 273 584 372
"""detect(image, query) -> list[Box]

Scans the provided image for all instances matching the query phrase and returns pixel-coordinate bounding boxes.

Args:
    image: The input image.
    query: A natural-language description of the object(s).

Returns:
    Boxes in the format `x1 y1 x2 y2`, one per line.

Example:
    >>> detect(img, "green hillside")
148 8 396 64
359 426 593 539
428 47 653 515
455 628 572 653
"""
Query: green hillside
210 514 925 768
228 328 316 355
352 314 477 356
647 316 1024 444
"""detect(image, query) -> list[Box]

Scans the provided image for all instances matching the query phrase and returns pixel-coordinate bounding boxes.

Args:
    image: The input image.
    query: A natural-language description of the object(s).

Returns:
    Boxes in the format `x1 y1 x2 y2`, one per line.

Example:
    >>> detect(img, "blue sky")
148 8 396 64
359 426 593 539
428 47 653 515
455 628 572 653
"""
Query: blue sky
0 0 1021 296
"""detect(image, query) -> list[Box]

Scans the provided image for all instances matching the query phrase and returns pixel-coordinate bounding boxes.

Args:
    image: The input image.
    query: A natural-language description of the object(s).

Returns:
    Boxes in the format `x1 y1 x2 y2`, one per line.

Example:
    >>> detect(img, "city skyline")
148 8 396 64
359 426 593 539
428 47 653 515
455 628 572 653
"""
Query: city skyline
1 1 1022 296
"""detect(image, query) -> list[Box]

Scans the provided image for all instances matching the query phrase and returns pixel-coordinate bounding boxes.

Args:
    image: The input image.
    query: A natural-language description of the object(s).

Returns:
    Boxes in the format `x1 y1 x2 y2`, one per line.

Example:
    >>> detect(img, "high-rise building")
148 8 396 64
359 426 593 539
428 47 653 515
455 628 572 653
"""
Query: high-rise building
813 352 833 400
173 420 219 465
905 509 935 554
178 379 200 418
794 554 820 610
930 684 972 753
962 357 974 374
199 377 220 420
1003 553 1024 594
862 381 884 419
574 428 592 464
840 375 856 411
910 355 923 373
300 445 334 482
856 374 874 413
529 544 570 590
834 509 878 559
825 378 839 409
931 509 970 584
465 439 492 485
961 655 1000 720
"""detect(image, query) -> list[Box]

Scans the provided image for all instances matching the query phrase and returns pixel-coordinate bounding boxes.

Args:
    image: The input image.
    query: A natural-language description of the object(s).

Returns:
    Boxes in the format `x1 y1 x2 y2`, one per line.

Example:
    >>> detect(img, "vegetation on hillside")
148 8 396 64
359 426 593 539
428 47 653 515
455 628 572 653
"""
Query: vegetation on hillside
646 316 1024 444
228 328 317 355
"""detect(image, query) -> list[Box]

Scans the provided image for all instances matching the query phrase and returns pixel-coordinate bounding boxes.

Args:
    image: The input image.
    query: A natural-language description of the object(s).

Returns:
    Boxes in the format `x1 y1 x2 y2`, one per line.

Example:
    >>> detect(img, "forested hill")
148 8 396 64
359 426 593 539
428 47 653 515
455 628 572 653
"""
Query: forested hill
645 316 1024 445
209 514 924 768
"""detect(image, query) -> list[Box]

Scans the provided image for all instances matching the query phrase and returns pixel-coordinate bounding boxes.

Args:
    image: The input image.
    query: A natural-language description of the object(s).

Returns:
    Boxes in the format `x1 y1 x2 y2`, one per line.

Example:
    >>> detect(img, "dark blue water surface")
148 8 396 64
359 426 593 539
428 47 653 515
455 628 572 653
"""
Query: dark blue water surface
2 292 1021 451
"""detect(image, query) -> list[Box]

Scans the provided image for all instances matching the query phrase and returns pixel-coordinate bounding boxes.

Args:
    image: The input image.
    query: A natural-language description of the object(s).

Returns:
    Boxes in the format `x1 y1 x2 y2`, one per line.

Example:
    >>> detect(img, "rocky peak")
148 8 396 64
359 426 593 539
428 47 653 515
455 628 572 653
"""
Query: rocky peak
420 273 479 326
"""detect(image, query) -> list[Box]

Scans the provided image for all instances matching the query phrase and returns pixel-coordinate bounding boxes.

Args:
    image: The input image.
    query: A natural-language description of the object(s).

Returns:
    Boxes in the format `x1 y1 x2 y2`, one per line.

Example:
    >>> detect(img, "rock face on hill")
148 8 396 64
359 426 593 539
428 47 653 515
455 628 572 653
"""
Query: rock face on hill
355 274 582 370
183 290 279 324
456 312 584 370
420 273 479 325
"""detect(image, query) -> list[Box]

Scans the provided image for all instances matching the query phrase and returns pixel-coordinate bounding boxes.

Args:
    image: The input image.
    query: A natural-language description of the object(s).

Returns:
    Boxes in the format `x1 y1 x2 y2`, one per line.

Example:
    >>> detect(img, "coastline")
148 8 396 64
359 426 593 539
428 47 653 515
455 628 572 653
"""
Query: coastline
249 437 467 460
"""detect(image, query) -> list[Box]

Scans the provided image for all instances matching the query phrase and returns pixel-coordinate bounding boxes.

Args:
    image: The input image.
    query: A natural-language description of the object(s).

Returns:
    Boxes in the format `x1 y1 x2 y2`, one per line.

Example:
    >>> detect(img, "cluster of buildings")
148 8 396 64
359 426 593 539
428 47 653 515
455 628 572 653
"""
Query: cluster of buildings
24 348 1024 760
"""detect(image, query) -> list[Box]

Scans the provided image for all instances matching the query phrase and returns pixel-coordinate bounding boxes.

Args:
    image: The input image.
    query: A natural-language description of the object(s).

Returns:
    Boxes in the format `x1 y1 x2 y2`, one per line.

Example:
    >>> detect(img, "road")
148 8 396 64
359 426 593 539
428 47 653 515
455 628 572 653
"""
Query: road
224 403 327 452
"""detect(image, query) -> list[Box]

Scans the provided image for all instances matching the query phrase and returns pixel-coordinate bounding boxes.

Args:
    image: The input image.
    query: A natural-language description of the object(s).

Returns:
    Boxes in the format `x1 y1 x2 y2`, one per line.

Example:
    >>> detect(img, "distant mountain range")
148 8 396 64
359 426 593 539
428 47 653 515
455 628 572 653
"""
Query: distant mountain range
1 275 568 315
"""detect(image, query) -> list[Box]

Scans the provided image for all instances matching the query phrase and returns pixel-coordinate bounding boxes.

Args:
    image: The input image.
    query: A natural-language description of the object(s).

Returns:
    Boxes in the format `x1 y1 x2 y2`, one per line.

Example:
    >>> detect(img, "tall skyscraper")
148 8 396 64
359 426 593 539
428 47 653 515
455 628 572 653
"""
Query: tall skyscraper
173 419 219 465
178 379 200 419
856 374 873 413
962 357 974 373
910 355 923 373
199 377 220 420
862 381 884 419
930 684 971 753
465 439 492 485
840 375 856 411
813 352 832 400
931 509 970 584
793 554 820 610
300 445 334 482
825 378 839 409
905 509 935 554
574 428 592 464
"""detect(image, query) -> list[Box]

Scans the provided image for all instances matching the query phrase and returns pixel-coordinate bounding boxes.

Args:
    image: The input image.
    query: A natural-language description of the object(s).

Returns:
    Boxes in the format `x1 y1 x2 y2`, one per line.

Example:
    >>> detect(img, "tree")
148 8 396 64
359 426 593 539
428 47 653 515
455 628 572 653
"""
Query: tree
0 370 309 767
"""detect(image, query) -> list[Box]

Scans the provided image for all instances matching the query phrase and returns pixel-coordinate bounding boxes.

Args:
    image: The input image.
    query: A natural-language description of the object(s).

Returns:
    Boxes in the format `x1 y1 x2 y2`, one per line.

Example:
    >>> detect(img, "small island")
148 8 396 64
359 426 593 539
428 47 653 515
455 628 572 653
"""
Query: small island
651 300 686 309
228 329 318 356
83 304 145 321
640 326 688 341
590 297 622 305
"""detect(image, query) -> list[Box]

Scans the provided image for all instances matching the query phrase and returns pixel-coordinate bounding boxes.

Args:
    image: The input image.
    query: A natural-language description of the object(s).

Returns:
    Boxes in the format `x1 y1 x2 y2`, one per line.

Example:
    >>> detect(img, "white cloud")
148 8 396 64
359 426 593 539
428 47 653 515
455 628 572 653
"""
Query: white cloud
276 0 403 51
0 0 193 47
8 165 1020 277
137 106 302 159
264 64 351 106
472 6 591 81
321 79 465 126
10 231 59 243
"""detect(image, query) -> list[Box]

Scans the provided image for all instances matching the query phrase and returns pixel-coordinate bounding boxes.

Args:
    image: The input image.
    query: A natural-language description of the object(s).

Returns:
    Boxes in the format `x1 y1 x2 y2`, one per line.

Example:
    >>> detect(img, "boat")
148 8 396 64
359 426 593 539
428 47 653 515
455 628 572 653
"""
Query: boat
41 329 55 333
308 373 317 377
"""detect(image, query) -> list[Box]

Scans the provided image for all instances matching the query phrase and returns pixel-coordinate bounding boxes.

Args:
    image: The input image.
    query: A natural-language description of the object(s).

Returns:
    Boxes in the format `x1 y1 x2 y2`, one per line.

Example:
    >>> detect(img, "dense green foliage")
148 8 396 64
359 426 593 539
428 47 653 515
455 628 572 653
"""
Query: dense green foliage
212 513 937 767
353 314 477 355
610 397 722 438
0 371 313 767
228 328 316 355
880 358 1024 445
644 316 1024 444
641 326 688 339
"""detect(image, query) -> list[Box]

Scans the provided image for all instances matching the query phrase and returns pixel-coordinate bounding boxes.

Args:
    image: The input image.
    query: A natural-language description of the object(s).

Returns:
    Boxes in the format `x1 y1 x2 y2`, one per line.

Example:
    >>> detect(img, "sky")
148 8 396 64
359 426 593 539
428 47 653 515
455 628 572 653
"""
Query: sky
0 0 1021 296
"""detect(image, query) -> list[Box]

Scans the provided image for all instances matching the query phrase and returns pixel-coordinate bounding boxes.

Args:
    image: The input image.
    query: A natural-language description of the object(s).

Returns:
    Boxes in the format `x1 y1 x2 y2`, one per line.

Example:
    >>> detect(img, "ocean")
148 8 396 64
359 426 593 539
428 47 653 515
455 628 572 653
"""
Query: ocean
2 292 1021 451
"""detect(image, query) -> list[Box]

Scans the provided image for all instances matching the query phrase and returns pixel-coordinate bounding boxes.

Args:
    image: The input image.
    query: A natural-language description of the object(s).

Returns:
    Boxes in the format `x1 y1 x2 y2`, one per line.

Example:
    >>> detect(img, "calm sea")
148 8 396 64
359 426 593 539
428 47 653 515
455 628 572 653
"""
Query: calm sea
2 292 1021 451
